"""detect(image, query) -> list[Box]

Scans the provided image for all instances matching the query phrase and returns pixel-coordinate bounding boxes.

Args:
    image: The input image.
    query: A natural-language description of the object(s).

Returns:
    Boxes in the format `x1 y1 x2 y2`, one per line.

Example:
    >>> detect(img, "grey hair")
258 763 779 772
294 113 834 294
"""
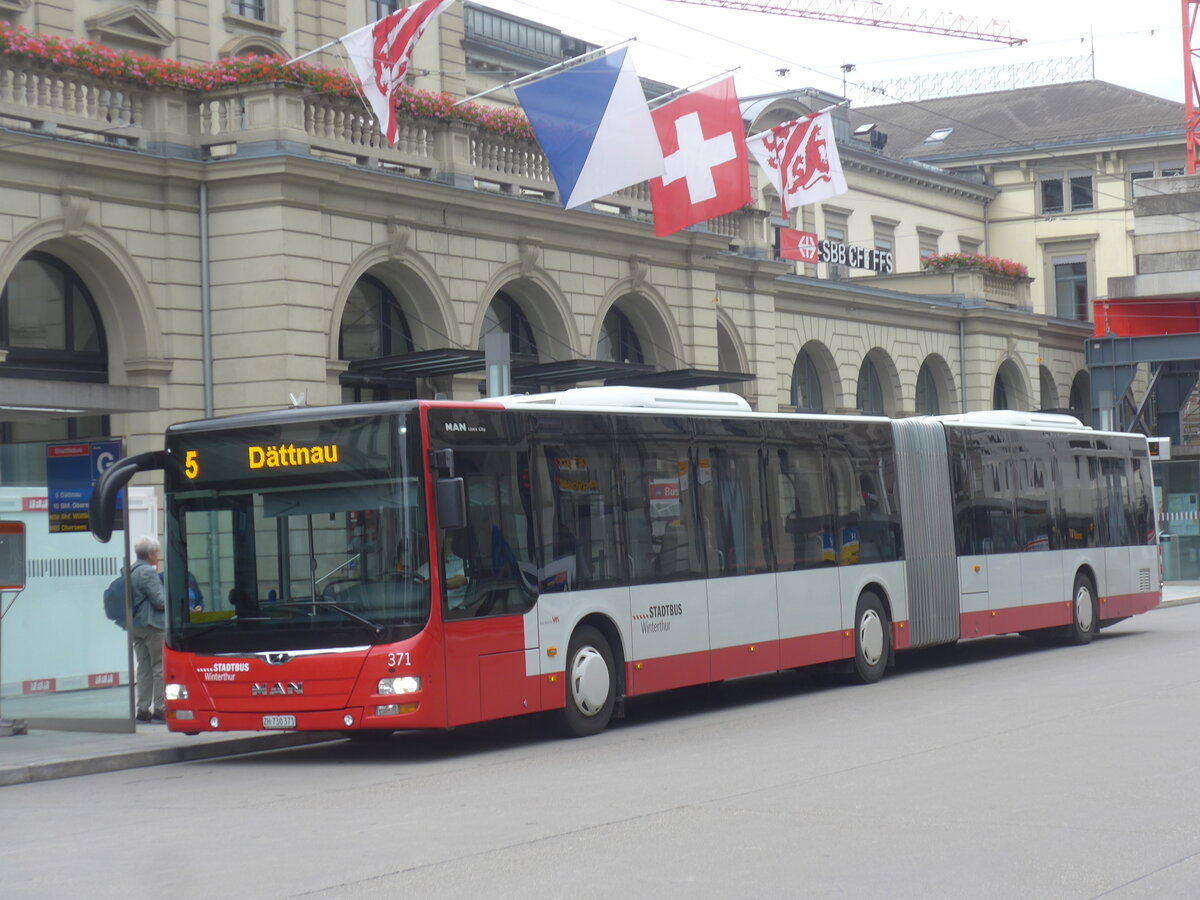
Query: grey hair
133 535 161 560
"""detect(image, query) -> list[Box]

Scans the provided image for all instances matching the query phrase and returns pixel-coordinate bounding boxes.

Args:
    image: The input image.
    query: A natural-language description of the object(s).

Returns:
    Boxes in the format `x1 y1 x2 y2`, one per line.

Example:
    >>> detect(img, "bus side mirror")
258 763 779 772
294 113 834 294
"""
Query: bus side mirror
435 477 466 530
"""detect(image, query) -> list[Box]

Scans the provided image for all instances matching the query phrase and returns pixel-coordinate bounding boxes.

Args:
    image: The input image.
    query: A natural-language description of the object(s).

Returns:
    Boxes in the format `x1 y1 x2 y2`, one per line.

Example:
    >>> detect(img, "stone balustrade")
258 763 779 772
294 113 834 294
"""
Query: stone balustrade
0 58 770 248
872 268 1033 310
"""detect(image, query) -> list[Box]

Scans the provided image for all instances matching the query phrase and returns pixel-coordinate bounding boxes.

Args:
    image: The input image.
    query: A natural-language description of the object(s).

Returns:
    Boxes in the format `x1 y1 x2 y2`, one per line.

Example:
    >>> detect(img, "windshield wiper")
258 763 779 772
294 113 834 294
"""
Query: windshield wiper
270 600 385 635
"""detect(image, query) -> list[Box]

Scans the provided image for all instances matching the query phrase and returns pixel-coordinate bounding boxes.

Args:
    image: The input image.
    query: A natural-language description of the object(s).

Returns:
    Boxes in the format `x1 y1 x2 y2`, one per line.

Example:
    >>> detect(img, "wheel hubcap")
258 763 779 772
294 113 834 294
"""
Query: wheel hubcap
1075 586 1094 632
570 646 609 717
859 609 884 667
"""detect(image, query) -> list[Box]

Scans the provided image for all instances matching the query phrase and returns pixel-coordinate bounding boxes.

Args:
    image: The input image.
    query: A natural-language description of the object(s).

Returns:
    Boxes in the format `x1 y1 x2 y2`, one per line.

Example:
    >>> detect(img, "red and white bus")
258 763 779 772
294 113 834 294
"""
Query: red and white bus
91 386 1161 737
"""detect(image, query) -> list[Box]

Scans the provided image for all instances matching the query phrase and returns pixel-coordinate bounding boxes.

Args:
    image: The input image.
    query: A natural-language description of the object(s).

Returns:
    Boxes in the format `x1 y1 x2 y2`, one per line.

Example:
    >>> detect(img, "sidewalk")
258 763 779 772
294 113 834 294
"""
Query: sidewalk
3 583 1200 787
0 725 340 787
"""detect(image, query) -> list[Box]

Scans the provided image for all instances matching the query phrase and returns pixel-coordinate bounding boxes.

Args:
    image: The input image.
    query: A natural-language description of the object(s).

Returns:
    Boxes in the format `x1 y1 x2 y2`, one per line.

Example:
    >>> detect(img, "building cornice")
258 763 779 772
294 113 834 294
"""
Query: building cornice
840 145 996 201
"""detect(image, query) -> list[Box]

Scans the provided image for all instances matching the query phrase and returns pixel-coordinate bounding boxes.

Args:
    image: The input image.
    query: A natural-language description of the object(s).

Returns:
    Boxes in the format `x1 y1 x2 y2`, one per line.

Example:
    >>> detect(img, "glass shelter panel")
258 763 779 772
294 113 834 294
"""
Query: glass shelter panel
0 441 158 730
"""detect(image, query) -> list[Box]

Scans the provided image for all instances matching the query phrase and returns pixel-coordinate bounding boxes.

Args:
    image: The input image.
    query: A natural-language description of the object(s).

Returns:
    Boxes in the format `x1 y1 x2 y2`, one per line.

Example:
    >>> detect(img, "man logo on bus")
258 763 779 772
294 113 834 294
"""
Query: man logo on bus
251 682 303 696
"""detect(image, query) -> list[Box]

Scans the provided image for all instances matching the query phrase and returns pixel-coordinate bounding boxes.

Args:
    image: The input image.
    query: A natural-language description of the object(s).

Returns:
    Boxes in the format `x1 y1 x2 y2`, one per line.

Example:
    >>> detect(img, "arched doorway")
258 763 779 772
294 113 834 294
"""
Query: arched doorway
916 361 940 415
791 347 824 411
0 251 109 442
993 358 1027 411
479 290 538 358
339 273 416 402
596 306 643 364
857 357 885 414
915 353 955 416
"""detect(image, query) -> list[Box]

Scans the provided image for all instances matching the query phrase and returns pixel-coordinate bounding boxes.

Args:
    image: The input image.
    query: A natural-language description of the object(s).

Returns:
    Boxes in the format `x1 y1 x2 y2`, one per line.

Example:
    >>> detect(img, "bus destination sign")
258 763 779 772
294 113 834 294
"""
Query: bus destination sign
168 418 393 488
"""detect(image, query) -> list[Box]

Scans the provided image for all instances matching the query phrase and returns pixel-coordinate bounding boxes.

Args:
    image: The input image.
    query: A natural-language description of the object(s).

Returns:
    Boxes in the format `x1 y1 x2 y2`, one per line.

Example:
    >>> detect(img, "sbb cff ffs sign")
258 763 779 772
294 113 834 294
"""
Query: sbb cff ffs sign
818 239 894 274
778 229 895 274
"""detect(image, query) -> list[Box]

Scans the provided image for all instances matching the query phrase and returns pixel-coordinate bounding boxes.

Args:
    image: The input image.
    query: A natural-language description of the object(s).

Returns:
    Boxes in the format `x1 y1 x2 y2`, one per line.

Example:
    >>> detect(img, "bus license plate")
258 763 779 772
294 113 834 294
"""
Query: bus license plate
262 715 296 729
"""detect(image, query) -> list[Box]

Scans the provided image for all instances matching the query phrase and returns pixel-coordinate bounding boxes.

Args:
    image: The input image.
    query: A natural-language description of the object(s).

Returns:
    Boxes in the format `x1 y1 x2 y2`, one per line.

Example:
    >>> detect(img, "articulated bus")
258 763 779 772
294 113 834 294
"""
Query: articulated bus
91 387 1160 738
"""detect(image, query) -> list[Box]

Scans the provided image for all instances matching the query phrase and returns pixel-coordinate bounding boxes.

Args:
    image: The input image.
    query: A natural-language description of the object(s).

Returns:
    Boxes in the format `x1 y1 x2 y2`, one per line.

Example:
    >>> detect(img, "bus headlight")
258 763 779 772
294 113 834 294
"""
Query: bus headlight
166 683 189 700
378 676 420 695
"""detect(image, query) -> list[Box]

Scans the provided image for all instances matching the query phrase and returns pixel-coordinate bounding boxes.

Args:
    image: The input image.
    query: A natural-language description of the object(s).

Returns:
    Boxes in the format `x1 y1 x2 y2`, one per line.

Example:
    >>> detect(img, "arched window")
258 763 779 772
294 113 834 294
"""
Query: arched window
597 307 643 364
791 349 823 411
0 252 109 441
857 358 885 415
479 291 537 358
916 362 940 415
339 274 414 361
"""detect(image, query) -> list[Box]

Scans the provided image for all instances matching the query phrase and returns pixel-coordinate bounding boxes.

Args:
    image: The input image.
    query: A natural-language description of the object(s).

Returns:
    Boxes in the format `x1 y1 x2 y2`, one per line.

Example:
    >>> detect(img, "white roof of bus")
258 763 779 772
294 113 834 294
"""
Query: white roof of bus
480 387 1145 440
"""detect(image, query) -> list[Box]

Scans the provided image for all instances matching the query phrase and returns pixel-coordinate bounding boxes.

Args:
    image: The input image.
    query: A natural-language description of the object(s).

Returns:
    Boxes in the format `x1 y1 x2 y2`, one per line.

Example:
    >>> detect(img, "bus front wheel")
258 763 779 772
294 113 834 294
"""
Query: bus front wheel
1067 574 1097 645
852 591 890 684
561 625 616 737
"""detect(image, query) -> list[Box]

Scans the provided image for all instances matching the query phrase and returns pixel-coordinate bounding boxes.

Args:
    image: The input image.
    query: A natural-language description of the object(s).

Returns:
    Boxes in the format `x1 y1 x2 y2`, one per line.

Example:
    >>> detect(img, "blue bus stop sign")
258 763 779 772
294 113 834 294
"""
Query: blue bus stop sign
46 440 123 534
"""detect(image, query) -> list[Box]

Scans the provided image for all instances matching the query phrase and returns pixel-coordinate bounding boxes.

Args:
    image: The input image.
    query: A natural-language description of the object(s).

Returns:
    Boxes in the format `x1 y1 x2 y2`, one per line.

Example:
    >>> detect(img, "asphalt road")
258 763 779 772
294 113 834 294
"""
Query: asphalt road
4 605 1200 899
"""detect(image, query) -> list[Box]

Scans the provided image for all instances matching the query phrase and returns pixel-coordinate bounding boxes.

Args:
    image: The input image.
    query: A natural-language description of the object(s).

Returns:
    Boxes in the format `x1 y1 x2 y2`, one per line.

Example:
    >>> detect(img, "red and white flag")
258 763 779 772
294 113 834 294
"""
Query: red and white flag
779 228 818 263
746 109 847 217
340 0 455 145
649 77 751 238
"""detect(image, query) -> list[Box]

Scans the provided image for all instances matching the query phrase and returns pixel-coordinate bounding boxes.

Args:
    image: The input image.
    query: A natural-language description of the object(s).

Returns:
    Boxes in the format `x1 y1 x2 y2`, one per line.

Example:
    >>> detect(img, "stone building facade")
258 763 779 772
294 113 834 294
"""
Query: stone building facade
0 1 1184 463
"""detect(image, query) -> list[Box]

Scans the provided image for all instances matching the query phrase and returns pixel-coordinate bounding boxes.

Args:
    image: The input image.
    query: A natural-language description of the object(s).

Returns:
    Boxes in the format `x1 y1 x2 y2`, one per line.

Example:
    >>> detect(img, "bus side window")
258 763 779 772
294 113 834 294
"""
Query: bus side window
946 430 977 555
446 446 538 619
827 421 901 565
1098 442 1130 546
531 415 622 591
765 422 833 571
694 418 770 577
617 416 702 584
1014 434 1054 552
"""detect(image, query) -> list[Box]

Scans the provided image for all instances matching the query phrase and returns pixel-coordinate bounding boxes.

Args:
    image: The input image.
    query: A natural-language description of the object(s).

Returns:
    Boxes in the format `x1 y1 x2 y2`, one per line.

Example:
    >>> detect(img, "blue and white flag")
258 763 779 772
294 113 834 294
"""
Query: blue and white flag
515 47 665 210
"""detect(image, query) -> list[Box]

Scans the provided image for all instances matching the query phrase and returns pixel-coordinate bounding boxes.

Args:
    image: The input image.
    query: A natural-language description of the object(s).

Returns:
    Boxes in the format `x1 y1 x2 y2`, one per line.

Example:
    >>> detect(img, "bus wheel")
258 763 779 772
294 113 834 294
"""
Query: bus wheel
561 625 616 737
852 591 890 684
1067 574 1097 645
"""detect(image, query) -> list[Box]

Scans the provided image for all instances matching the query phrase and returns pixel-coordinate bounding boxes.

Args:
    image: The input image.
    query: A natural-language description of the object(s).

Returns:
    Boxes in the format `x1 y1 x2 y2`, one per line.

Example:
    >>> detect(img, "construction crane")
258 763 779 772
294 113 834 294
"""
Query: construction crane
663 0 1026 45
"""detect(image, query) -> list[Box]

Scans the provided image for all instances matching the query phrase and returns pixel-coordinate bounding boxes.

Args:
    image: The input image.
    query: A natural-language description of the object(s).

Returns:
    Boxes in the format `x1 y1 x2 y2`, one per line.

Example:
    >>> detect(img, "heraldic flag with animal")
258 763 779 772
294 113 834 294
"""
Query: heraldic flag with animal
515 47 665 210
340 0 455 146
745 109 847 217
648 76 751 238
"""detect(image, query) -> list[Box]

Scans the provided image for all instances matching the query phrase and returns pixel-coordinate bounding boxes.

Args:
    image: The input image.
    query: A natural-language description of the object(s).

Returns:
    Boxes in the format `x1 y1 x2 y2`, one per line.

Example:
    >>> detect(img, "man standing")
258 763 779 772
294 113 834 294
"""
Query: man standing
129 535 166 723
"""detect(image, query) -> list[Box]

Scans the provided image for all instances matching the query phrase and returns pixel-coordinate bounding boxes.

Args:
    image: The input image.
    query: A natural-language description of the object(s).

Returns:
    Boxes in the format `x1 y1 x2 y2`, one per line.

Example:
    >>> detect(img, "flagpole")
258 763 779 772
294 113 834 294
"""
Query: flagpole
746 97 850 142
453 38 634 107
290 38 342 65
647 67 740 109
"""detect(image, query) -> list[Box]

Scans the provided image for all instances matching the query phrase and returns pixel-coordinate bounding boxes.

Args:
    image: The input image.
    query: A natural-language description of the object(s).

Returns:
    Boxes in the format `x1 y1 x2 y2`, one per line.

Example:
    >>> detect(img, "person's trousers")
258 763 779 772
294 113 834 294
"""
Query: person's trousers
129 624 165 714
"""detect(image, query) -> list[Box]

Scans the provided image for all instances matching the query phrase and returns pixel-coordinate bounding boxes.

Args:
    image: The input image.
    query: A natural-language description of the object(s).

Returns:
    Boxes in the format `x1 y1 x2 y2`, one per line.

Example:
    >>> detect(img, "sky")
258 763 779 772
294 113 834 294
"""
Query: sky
474 0 1186 107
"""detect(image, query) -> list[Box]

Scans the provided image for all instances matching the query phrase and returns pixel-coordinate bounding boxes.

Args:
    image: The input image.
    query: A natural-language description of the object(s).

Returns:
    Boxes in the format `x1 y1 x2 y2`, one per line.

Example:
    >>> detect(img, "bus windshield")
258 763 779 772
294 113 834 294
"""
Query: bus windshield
163 412 429 654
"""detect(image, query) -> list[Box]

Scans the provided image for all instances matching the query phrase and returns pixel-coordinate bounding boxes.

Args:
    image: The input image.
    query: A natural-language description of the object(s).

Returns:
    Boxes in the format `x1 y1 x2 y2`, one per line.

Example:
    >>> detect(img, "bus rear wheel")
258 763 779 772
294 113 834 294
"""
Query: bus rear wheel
561 625 616 737
852 591 890 684
1067 573 1097 645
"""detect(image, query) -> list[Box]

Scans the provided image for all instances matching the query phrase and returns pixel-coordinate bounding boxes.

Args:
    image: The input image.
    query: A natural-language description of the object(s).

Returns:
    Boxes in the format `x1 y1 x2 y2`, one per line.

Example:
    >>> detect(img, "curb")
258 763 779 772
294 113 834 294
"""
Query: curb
0 731 340 787
1158 596 1200 608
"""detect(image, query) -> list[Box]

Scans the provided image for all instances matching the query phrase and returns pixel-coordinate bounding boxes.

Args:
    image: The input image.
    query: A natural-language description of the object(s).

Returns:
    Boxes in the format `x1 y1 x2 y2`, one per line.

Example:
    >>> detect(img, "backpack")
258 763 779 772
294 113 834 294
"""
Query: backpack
103 562 144 629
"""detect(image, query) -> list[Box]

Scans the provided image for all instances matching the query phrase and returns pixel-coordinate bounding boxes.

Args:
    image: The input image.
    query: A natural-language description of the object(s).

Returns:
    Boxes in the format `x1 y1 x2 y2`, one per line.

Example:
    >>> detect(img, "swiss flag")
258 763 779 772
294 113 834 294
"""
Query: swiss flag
779 228 818 263
649 77 751 238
